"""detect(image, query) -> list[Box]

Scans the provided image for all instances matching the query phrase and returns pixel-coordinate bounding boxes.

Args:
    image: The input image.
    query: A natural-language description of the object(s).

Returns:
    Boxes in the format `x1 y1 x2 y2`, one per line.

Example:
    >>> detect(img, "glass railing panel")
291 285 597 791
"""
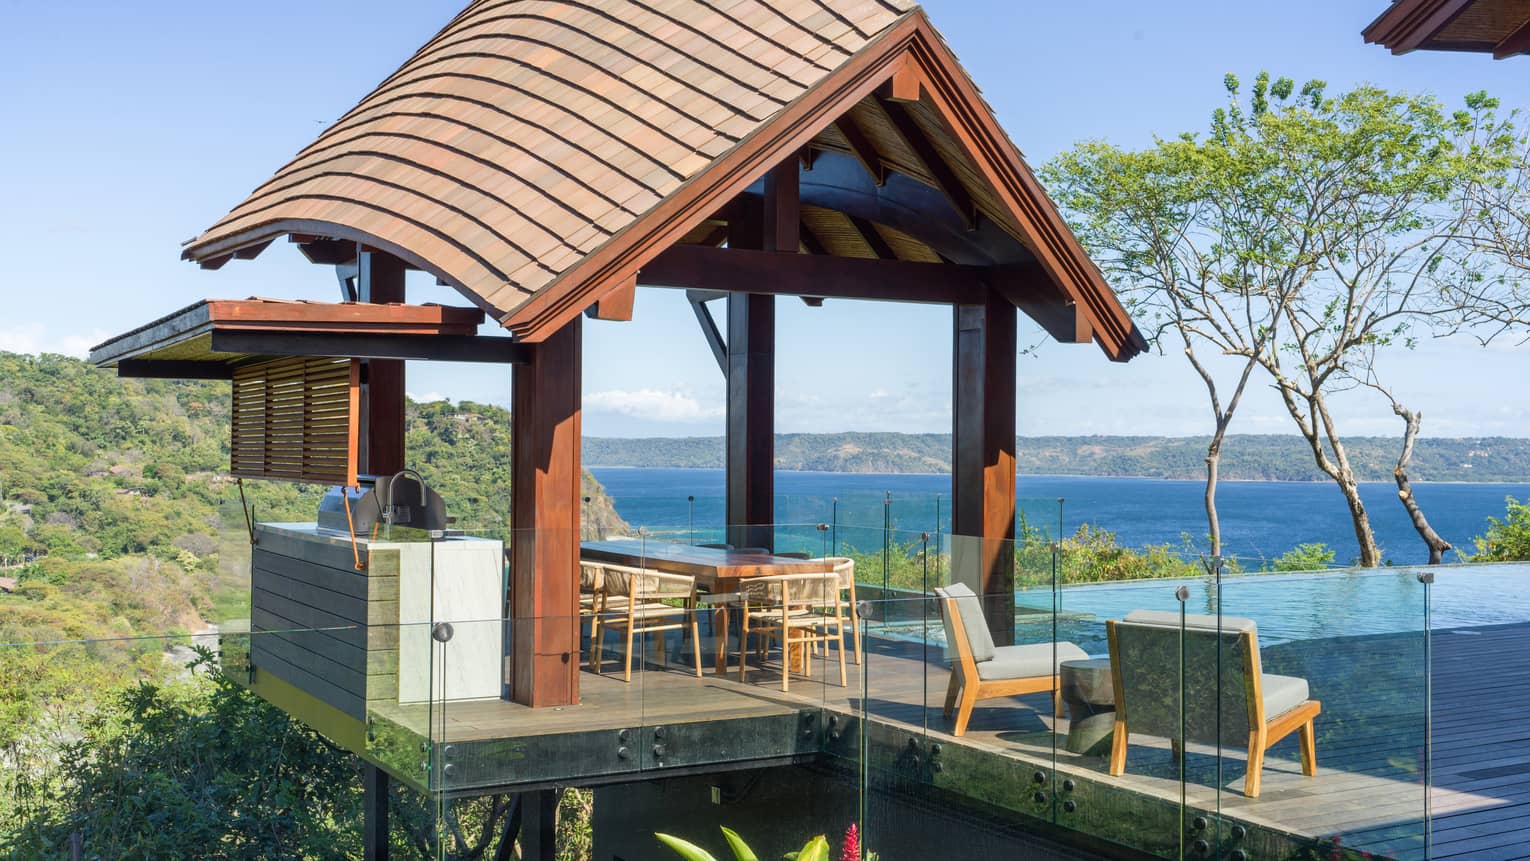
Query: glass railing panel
1427 561 1530 861
1045 549 1190 857
1208 563 1431 861
853 594 928 855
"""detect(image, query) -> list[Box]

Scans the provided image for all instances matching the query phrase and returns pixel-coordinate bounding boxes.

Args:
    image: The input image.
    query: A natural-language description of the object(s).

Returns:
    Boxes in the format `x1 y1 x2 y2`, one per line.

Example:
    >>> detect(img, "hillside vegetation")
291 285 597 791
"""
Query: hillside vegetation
0 352 623 631
585 432 1530 482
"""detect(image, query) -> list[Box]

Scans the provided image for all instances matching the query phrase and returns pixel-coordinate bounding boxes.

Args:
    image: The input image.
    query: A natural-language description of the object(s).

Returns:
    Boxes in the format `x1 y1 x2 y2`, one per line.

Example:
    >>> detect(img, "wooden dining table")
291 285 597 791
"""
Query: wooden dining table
578 540 830 675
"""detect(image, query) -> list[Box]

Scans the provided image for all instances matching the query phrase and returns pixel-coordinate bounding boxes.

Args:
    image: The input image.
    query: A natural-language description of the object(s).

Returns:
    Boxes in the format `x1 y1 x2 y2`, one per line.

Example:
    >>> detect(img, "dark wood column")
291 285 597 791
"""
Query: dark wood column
359 250 406 475
510 317 582 707
725 162 795 549
951 291 1017 646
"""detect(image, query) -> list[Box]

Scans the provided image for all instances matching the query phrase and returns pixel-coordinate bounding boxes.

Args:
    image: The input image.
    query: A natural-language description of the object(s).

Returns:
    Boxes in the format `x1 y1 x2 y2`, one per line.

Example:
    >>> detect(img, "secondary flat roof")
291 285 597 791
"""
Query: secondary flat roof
88 298 488 372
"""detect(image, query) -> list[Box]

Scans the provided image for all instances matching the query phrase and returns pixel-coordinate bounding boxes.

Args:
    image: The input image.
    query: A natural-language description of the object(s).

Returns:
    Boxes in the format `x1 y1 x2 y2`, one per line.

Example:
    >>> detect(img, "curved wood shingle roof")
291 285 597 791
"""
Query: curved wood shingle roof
187 0 914 303
183 0 1145 359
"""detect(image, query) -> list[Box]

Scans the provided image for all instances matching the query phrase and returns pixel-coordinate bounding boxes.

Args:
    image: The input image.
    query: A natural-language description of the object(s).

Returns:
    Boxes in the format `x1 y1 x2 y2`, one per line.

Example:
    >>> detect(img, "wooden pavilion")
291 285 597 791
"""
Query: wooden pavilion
93 0 1143 714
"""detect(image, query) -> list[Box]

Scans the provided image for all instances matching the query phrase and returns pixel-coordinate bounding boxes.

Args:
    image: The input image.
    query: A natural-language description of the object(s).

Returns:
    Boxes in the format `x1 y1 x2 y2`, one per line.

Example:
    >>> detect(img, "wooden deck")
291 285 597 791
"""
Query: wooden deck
365 621 1530 860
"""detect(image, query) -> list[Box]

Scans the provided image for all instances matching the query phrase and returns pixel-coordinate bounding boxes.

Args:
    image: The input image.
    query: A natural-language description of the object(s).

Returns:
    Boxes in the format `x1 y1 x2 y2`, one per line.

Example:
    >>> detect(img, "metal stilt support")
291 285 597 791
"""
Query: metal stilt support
520 789 558 861
364 764 390 861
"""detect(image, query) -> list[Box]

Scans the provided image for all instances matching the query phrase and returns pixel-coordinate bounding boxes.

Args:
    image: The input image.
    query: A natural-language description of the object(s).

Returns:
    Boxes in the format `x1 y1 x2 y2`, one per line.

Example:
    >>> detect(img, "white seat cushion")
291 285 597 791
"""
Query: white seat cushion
976 642 1089 681
1261 673 1310 719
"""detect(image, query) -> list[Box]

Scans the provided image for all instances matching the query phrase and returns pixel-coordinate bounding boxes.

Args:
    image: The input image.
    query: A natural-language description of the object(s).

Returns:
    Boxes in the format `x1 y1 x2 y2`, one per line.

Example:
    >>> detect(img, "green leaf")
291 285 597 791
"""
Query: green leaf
721 827 761 861
794 836 831 861
656 833 720 861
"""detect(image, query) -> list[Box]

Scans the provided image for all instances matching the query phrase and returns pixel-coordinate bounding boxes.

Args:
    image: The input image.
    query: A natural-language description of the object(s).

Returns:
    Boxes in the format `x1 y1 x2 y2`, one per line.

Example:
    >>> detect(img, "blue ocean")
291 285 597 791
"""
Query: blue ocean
589 468 1530 567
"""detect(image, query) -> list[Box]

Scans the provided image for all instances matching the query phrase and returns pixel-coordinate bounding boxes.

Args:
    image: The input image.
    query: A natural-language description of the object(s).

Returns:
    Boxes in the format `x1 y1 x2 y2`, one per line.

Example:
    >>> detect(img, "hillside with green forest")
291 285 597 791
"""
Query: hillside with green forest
0 350 629 854
584 432 1530 482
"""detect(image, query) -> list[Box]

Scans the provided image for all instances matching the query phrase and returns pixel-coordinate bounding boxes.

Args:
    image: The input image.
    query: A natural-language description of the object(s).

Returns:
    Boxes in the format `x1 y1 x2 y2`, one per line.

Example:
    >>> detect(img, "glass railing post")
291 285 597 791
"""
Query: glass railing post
881 491 891 597
832 496 839 555
1421 568 1435 861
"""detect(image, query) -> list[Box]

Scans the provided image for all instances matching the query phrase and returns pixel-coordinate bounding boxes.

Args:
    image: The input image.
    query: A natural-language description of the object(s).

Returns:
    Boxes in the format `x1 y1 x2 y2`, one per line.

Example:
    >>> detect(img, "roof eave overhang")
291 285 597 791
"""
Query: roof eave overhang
1363 0 1474 53
181 219 503 320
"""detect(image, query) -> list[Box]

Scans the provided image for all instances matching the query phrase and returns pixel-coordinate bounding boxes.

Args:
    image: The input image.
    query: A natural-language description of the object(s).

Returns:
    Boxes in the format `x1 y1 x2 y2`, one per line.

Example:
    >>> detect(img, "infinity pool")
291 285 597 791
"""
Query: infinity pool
877 562 1530 652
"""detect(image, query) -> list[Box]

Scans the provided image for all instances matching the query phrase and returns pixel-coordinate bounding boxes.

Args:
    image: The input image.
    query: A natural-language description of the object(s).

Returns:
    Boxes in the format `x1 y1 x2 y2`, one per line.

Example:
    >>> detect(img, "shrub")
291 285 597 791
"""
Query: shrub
1268 543 1337 572
1473 497 1530 562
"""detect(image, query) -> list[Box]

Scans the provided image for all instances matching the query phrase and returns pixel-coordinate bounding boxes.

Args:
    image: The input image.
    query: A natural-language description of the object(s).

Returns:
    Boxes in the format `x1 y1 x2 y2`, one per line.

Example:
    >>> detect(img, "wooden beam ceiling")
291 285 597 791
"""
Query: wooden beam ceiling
1495 15 1530 57
834 116 886 187
292 237 360 266
846 215 897 261
874 95 978 231
799 221 829 256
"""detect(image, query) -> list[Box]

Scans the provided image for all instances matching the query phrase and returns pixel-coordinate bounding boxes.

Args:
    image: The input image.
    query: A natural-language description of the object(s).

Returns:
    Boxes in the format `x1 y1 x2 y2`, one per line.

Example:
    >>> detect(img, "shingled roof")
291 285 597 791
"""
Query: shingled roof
183 0 1144 359
1364 0 1530 57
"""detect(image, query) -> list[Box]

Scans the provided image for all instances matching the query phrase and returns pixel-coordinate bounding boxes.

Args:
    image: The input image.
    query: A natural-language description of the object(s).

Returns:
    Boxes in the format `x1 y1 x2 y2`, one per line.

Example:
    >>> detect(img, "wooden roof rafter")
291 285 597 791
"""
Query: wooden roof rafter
871 93 978 231
834 115 889 187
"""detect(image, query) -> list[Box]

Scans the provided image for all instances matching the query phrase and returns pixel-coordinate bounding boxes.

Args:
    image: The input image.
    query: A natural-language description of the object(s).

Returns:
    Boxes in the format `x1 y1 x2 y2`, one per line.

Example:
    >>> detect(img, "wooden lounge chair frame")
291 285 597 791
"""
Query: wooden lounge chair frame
939 590 1063 737
1106 620 1321 798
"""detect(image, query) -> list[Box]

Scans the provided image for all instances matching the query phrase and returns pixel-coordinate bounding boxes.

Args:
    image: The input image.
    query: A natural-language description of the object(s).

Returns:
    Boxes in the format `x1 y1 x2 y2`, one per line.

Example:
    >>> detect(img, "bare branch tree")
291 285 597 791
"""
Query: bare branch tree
1046 75 1515 566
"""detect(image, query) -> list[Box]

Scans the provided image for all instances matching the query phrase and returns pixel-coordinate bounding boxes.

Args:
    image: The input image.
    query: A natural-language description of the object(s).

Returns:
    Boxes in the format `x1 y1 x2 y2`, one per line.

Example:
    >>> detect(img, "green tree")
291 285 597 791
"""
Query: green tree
1044 74 1516 567
1472 497 1530 562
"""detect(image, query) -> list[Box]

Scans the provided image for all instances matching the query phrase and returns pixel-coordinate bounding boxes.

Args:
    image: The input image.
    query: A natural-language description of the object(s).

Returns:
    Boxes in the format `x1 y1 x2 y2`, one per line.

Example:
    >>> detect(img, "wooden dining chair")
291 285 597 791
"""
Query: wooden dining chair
737 572 847 692
590 564 702 682
812 557 861 665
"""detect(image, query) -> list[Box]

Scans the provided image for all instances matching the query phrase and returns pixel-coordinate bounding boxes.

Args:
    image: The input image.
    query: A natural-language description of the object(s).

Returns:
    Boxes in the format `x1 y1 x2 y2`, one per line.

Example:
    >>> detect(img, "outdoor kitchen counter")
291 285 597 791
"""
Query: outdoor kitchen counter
250 523 504 714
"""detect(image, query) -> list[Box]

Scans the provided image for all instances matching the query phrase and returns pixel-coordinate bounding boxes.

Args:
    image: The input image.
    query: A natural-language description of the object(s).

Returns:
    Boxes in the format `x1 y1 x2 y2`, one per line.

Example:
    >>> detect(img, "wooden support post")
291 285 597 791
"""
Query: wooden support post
951 292 1017 646
519 789 558 861
363 763 390 861
359 249 406 476
724 162 794 550
510 318 582 707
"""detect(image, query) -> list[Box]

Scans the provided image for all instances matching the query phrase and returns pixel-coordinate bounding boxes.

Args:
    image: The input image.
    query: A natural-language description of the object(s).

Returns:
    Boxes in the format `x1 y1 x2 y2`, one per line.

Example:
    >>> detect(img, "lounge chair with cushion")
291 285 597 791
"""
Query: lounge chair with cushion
936 583 1088 736
1106 610 1321 797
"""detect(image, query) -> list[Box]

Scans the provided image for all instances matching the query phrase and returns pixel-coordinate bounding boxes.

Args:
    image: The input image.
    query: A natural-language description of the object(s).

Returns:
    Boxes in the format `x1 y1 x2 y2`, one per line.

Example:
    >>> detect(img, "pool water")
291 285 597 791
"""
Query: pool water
874 562 1530 654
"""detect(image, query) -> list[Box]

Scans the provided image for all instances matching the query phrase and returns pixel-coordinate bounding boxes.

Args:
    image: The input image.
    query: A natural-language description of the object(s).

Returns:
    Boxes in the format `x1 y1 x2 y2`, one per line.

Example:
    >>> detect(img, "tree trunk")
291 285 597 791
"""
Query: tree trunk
1336 473 1381 567
1205 438 1224 561
1392 404 1452 564
1276 382 1383 567
1317 399 1382 567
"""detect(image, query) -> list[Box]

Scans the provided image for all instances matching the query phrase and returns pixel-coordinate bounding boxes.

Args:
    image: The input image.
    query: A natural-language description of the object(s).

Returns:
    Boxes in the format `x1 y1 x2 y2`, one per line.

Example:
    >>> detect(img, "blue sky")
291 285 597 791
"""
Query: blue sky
2 1 1525 439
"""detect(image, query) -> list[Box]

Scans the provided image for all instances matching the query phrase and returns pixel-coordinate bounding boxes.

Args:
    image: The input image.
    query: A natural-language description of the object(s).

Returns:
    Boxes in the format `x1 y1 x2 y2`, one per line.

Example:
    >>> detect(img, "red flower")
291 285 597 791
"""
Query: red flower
842 823 861 861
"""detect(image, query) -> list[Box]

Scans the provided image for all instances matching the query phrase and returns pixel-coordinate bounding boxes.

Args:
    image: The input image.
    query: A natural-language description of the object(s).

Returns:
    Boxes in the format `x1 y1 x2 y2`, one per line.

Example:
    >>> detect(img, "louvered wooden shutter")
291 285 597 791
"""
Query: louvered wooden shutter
231 357 360 486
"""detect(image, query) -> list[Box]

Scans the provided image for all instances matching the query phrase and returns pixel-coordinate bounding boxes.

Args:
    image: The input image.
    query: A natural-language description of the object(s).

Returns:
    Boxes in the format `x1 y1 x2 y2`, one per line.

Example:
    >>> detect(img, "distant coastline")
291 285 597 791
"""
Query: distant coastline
584 433 1530 484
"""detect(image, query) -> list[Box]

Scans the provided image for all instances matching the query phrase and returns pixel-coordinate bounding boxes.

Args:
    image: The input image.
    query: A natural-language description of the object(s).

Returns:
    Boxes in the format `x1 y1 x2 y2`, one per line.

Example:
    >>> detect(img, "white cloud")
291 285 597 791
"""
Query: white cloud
585 388 723 423
408 391 450 404
0 323 110 358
